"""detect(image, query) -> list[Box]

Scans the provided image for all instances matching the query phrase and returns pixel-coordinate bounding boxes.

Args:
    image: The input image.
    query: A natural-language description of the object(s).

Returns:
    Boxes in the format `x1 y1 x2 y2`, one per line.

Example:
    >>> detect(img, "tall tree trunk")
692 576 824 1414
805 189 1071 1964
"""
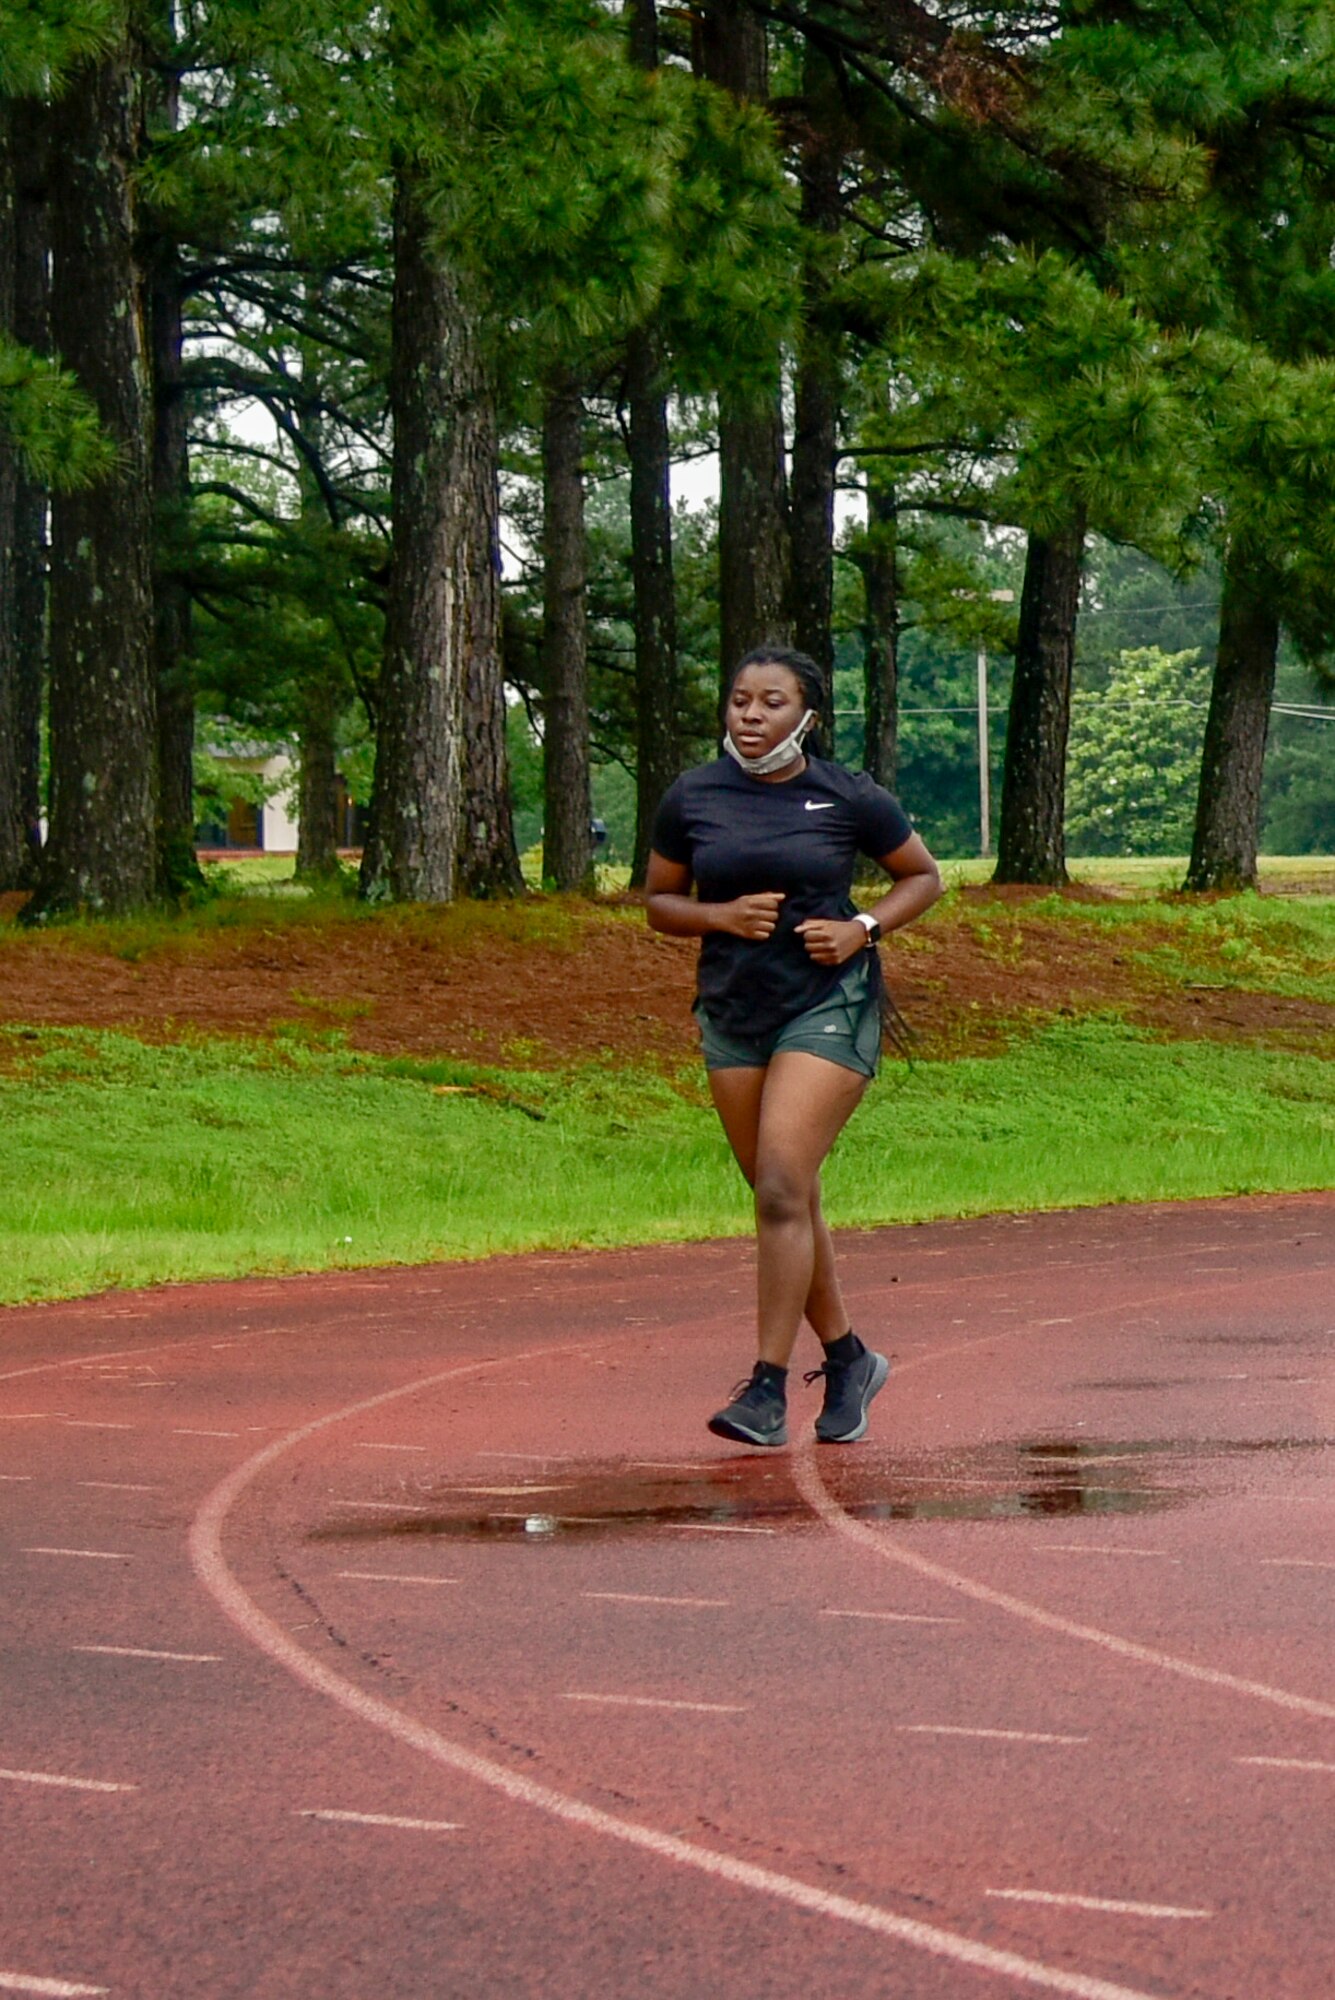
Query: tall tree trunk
716 395 789 689
859 478 899 789
361 169 479 903
699 1 790 690
790 45 843 731
0 101 24 886
145 2 199 897
540 373 592 892
625 0 681 886
12 95 47 883
293 308 345 885
147 217 197 896
1185 544 1279 892
993 515 1086 886
296 669 341 880
455 442 522 897
30 41 156 918
626 323 681 884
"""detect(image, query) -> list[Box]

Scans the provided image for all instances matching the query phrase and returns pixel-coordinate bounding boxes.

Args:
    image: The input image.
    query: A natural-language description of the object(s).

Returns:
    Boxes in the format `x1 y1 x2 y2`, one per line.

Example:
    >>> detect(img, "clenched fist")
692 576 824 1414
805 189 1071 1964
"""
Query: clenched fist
725 892 785 940
795 917 866 965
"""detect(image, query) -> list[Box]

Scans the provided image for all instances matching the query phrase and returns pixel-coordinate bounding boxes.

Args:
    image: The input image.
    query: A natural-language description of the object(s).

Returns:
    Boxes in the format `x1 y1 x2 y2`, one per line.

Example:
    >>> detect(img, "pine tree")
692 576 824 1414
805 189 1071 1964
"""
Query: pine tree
697 1 791 685
789 41 846 722
623 0 680 885
27 19 158 917
1047 0 1335 887
361 161 489 902
540 370 593 891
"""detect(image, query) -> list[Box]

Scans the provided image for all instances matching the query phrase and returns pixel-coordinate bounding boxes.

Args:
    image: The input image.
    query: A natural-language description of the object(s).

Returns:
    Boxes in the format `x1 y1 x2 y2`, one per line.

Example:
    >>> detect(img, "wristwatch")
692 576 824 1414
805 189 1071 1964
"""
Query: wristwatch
853 912 882 947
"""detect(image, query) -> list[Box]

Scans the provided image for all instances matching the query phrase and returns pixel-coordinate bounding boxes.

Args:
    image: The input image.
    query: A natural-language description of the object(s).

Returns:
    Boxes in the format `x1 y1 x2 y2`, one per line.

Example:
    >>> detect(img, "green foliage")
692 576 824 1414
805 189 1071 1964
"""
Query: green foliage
847 247 1208 552
0 331 115 487
1066 647 1210 856
396 0 801 386
0 0 121 95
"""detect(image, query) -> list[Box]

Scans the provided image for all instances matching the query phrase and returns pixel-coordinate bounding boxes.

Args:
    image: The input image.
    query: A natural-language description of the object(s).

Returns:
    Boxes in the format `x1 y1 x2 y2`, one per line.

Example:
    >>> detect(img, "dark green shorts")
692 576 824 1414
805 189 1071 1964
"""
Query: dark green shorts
695 957 881 1079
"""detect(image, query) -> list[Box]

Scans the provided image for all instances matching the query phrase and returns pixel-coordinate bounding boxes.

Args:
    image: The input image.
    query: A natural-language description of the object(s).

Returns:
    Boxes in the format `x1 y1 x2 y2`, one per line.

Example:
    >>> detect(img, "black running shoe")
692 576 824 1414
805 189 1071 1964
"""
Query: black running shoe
707 1364 788 1447
806 1342 889 1443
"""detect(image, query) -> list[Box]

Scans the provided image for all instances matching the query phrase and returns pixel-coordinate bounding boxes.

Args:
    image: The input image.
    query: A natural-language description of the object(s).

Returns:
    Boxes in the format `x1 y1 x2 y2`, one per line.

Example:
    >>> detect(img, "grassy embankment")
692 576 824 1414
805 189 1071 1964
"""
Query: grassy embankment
2 864 1332 1306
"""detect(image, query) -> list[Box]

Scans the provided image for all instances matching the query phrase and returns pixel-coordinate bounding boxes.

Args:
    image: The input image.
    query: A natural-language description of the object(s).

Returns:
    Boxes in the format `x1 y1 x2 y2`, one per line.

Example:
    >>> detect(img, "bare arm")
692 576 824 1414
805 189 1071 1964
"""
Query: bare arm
644 852 785 942
795 832 943 966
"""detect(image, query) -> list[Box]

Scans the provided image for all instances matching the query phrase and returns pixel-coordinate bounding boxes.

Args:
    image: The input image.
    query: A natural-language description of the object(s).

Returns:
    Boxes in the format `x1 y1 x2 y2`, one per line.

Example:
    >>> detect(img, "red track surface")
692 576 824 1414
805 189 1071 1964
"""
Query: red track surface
2 1193 1332 2000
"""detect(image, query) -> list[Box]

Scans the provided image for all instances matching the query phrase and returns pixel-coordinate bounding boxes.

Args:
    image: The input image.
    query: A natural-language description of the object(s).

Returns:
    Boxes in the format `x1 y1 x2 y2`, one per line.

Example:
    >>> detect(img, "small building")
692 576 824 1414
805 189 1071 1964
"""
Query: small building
196 746 300 853
196 744 364 854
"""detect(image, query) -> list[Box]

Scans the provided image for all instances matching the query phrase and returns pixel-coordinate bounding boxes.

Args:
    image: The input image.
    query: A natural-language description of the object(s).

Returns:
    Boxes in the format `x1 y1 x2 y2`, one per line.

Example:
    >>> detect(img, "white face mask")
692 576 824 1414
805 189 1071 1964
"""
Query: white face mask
723 708 816 777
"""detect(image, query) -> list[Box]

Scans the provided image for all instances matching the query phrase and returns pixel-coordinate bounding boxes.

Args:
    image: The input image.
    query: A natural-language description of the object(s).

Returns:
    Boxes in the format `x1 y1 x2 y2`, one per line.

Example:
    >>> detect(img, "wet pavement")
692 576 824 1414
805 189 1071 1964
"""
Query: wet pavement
1 1192 1332 1999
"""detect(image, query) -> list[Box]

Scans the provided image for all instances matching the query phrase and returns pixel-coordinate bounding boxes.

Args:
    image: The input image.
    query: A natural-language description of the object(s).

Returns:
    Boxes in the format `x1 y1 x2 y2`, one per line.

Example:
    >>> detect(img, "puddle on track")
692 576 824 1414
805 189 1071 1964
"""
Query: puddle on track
312 1436 1331 1545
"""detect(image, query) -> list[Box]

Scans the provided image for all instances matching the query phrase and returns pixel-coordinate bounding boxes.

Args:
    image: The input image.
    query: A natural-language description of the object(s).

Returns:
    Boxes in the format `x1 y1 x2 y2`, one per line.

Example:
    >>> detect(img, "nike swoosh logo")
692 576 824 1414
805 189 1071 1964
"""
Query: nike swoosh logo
805 801 836 812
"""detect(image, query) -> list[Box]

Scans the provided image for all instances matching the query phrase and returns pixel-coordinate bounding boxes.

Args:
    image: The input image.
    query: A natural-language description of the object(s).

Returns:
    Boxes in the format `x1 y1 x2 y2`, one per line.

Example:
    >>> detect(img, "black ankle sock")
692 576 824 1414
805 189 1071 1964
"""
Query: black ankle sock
754 1360 788 1393
823 1330 861 1366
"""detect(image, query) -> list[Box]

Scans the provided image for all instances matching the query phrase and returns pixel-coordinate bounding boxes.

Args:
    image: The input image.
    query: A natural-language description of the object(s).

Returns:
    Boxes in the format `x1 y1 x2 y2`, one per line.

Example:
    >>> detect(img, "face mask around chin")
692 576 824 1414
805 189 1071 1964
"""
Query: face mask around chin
723 709 815 776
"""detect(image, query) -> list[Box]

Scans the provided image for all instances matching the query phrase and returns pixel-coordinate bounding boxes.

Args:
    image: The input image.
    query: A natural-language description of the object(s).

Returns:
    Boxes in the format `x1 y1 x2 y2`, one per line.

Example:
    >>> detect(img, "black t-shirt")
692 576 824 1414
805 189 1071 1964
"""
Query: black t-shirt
651 755 913 1038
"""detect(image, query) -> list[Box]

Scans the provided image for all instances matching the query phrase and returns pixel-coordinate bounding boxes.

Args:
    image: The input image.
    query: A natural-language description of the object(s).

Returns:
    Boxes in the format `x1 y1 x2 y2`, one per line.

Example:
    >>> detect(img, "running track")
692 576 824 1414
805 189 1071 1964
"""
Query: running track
2 1193 1332 1999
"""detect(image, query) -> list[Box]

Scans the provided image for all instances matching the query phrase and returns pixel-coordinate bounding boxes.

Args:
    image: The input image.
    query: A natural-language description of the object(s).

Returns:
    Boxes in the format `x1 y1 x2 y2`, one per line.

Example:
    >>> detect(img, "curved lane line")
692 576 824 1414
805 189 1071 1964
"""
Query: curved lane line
793 1446 1335 1722
188 1346 1167 2000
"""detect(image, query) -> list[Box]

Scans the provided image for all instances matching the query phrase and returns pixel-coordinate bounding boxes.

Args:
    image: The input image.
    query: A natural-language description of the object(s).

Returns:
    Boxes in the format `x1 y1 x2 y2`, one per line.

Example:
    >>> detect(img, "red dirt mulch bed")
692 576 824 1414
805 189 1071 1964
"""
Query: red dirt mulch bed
1 889 1331 1069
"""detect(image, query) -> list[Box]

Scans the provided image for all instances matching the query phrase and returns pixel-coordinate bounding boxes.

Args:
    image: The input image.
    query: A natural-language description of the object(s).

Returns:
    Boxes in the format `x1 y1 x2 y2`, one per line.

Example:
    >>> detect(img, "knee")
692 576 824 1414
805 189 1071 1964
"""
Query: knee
754 1162 811 1230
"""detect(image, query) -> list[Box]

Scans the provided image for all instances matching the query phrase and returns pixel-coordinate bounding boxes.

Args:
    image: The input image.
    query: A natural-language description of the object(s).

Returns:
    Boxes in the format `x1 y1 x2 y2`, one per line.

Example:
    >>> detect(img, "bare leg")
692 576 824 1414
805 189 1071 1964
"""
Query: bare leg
708 1067 854 1347
750 1053 866 1366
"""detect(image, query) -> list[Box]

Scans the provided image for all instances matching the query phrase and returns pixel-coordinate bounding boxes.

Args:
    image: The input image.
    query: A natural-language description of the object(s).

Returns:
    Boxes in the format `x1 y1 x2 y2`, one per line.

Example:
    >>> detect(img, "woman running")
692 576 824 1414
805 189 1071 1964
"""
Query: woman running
645 647 942 1447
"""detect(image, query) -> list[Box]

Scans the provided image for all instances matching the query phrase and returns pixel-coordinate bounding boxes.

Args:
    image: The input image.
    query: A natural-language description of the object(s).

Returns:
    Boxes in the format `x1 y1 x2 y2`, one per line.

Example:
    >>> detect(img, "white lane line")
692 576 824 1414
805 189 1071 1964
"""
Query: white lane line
821 1608 961 1625
335 1572 459 1587
564 1693 748 1714
676 1523 776 1536
190 1344 1177 2000
1235 1756 1335 1773
475 1451 565 1463
899 1725 1088 1745
78 1481 160 1493
60 1421 134 1432
172 1428 239 1439
1031 1454 1145 1467
299 1809 461 1832
0 1767 135 1793
986 1890 1212 1920
451 1484 569 1496
1038 1318 1074 1326
1260 1557 1335 1571
1036 1546 1180 1562
0 1973 108 1996
23 1548 131 1562
793 1449 1335 1723
0 1474 32 1482
72 1645 222 1663
354 1441 428 1453
333 1499 432 1514
0 1414 59 1421
584 1592 729 1608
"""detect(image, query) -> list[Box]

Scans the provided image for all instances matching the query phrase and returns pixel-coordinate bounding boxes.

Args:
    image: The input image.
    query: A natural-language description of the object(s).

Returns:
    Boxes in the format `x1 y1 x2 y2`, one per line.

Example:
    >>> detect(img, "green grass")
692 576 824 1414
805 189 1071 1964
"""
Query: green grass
200 851 1335 898
4 1020 1331 1306
938 854 1335 890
